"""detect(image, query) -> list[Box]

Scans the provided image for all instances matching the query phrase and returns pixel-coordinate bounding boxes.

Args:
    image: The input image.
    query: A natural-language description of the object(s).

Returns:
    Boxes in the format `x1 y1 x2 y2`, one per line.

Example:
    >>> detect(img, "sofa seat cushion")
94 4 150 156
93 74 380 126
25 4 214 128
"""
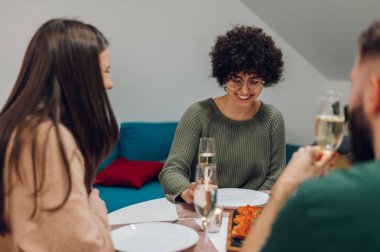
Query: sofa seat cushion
95 158 164 188
95 181 164 213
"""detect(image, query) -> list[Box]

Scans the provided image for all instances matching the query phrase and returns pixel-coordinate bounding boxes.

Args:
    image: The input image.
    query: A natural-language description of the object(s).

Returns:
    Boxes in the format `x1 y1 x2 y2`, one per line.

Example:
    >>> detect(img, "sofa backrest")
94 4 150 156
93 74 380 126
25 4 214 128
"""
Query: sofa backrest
98 122 178 172
119 122 178 161
98 122 300 171
286 143 301 164
98 143 119 172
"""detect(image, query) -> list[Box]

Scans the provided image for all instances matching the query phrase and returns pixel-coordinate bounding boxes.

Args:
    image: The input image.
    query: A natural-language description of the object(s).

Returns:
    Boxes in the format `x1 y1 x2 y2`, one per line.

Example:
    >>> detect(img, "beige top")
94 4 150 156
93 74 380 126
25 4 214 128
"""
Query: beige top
0 121 114 252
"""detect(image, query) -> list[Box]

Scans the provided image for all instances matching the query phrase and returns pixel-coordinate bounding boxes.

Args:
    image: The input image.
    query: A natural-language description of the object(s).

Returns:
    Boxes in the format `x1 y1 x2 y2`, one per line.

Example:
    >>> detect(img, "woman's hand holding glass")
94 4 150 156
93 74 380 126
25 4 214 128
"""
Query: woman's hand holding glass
180 137 217 204
180 182 197 204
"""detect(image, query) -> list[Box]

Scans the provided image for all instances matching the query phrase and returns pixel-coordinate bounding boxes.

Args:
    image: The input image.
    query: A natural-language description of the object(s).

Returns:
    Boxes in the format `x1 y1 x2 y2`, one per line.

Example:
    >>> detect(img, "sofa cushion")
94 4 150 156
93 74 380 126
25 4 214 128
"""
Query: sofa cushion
286 144 301 164
95 158 164 188
119 122 177 161
95 181 164 213
98 143 119 173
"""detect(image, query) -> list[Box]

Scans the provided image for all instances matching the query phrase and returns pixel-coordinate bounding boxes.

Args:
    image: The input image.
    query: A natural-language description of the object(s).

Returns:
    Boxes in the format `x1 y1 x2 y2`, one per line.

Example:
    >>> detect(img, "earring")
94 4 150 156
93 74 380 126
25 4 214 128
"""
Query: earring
223 85 227 92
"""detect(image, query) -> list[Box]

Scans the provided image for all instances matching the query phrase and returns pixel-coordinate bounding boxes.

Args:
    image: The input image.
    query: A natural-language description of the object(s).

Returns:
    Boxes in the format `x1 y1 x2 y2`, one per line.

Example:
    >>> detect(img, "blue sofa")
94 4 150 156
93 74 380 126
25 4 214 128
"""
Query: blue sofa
96 121 301 213
285 143 300 163
96 122 178 213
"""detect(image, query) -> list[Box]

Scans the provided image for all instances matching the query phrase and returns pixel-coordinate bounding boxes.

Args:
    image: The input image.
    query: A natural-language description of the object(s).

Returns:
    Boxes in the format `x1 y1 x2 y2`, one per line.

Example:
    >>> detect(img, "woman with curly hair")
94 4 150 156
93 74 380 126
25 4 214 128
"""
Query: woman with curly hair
159 25 286 204
0 19 118 251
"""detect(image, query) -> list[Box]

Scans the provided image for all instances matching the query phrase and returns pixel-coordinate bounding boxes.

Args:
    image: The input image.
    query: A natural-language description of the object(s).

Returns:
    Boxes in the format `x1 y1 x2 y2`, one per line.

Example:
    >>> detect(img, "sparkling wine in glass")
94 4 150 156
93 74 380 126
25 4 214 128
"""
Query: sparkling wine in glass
198 137 216 166
196 163 218 186
194 183 217 250
315 90 345 153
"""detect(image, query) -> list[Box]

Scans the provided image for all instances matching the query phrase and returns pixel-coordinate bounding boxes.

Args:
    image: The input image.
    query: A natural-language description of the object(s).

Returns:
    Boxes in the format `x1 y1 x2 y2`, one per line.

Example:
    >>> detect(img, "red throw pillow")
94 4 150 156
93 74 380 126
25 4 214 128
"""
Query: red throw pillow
95 158 164 188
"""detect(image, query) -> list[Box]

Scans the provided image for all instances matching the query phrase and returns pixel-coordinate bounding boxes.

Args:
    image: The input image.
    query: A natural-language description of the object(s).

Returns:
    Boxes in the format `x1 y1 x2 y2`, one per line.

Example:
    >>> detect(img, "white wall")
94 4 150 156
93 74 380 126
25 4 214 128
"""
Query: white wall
0 0 331 145
324 80 351 105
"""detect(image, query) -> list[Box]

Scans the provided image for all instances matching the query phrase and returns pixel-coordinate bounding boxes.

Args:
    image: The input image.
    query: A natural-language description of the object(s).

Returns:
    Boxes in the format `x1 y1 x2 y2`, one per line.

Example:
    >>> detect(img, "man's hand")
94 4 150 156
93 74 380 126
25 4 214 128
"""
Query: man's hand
241 146 336 252
180 182 197 204
274 146 336 196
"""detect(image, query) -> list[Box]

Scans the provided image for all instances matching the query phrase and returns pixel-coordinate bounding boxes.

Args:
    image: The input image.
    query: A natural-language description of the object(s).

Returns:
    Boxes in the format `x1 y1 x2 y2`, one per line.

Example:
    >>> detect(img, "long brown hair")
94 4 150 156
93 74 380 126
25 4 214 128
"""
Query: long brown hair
0 19 119 234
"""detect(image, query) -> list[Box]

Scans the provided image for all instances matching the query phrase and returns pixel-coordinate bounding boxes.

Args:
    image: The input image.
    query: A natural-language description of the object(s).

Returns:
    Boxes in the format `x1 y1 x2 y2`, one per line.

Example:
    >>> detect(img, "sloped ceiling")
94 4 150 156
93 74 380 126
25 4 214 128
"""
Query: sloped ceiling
241 0 380 80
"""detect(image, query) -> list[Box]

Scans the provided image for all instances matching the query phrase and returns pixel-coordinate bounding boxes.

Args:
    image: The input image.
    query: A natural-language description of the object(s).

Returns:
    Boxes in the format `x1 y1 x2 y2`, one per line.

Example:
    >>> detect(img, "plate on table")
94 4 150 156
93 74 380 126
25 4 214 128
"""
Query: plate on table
108 198 178 225
217 188 269 209
111 222 199 252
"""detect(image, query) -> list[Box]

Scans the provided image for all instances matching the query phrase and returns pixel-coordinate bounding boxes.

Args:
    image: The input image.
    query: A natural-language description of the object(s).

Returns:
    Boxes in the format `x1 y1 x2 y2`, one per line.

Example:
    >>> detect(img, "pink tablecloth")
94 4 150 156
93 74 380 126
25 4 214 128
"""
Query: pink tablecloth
176 203 219 252
111 202 223 252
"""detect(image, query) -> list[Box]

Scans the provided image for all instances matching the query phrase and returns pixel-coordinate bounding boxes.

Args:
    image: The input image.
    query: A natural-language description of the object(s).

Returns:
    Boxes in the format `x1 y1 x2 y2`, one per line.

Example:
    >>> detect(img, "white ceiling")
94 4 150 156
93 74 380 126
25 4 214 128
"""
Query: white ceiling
240 0 380 81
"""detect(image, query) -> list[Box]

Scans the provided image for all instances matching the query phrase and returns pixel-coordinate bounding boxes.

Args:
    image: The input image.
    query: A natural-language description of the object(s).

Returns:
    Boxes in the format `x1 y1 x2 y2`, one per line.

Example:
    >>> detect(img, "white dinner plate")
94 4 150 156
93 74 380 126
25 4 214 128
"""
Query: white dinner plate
111 222 199 252
108 198 178 225
217 188 269 209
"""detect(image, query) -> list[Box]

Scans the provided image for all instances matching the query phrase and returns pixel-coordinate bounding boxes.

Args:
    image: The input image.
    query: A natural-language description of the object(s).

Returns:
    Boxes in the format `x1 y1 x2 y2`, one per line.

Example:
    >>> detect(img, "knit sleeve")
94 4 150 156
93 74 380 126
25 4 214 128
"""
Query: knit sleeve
159 103 201 202
258 109 286 190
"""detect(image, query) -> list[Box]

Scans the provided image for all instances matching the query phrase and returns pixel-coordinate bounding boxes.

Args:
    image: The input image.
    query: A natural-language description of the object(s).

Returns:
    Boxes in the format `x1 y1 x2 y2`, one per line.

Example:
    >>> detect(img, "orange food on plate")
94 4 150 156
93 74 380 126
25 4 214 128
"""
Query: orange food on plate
232 205 263 239
237 205 263 217
233 214 254 225
232 222 251 239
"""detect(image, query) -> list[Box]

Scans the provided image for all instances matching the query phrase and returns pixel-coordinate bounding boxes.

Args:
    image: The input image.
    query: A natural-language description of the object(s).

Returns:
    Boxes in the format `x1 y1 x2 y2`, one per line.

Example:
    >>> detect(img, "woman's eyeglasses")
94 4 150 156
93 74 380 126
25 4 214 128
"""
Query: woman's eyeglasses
229 78 264 90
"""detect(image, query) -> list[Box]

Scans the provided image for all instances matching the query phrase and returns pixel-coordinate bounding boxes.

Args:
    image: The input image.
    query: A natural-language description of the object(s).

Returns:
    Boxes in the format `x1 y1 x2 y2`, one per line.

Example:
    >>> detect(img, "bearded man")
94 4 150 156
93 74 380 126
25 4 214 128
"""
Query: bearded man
242 20 380 252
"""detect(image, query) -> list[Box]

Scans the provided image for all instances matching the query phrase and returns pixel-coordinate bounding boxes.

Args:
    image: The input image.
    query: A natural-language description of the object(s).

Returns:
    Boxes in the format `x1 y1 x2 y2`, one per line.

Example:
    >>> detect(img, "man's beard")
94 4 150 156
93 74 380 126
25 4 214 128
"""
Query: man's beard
348 105 375 163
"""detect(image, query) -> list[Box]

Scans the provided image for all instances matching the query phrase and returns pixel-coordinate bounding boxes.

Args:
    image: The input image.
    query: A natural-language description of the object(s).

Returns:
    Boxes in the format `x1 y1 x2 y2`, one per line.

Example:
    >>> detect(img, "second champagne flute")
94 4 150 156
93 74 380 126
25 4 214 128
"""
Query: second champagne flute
198 137 216 166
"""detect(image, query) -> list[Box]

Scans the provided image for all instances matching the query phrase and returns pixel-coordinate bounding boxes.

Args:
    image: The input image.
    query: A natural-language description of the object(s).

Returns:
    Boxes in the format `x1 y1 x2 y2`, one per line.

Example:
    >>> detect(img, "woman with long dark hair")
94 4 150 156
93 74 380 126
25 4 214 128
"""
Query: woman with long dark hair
0 19 118 251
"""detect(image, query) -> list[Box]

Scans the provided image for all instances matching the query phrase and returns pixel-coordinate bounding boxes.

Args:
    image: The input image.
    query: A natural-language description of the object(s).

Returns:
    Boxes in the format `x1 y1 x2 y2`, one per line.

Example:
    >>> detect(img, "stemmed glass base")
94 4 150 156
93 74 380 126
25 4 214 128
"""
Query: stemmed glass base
194 183 217 251
201 217 209 250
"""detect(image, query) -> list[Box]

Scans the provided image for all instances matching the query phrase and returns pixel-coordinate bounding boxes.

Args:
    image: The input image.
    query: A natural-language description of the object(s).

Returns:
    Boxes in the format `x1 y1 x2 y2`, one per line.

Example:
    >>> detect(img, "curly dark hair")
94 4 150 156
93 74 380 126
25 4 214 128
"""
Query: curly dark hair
210 25 284 87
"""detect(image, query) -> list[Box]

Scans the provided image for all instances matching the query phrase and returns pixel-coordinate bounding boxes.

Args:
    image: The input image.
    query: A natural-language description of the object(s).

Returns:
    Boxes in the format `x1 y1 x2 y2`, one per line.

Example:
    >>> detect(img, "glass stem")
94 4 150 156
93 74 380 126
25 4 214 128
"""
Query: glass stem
202 218 208 251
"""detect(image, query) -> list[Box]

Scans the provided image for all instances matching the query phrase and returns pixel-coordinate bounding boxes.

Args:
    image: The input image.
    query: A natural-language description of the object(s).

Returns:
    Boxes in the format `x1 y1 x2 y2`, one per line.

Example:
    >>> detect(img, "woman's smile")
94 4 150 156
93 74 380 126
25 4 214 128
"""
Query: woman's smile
236 94 253 100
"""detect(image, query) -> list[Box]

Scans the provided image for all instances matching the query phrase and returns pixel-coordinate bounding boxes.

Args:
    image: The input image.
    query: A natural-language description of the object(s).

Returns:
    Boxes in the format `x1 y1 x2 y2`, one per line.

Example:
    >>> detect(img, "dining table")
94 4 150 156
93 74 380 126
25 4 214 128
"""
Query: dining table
108 189 270 252
109 197 230 252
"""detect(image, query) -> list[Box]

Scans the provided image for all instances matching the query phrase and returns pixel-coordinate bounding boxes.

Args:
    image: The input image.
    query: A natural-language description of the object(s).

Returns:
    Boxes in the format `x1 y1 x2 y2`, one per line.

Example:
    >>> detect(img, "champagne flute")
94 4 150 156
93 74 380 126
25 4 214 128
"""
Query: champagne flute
315 90 345 153
195 163 218 186
194 183 217 251
196 164 222 234
198 137 216 166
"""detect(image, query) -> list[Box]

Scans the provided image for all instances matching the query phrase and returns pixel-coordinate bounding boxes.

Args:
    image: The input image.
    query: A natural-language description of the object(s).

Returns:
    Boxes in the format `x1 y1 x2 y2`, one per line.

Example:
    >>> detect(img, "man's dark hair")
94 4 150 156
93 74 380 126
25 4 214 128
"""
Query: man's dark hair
359 20 380 60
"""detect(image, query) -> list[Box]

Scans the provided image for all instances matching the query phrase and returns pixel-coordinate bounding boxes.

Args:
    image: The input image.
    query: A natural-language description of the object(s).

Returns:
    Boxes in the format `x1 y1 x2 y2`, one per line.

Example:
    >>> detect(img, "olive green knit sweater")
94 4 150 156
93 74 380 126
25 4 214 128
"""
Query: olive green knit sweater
159 98 285 202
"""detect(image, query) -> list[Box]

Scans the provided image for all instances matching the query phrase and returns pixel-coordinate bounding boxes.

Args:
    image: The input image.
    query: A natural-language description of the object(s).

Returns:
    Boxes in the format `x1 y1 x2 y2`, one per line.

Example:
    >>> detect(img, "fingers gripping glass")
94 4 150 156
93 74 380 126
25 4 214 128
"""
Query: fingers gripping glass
229 78 264 90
